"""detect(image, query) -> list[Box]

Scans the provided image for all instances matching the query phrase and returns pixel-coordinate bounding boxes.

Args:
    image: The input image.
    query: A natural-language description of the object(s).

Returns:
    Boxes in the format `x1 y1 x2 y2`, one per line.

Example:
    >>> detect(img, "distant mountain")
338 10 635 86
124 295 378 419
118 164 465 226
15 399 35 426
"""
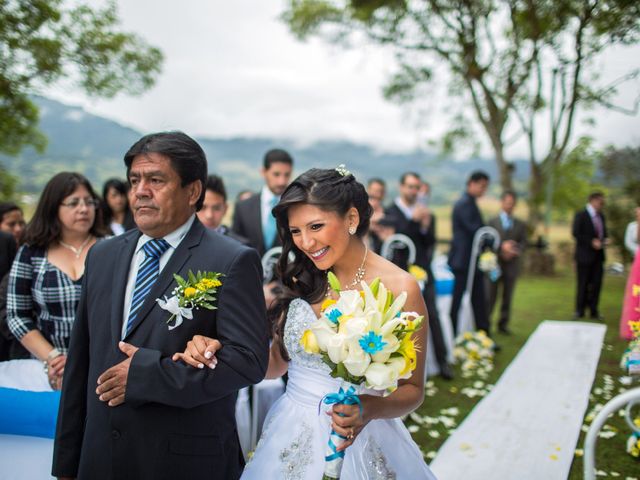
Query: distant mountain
1 96 530 203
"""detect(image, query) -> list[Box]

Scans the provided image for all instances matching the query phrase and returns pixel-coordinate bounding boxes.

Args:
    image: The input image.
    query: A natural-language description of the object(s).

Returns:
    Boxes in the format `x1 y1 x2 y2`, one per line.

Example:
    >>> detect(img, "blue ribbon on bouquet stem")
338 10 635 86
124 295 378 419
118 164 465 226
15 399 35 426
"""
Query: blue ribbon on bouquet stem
319 386 362 462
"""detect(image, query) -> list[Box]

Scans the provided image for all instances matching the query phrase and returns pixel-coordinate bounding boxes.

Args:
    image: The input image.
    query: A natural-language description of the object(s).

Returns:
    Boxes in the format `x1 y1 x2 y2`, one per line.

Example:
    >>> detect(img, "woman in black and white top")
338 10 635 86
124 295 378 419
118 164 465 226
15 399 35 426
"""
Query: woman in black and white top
7 172 106 389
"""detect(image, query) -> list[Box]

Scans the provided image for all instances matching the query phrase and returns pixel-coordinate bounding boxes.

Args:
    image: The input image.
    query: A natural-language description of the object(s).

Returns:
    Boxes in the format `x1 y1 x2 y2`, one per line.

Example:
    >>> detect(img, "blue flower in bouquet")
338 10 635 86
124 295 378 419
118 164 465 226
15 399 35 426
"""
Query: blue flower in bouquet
326 308 343 324
359 331 387 354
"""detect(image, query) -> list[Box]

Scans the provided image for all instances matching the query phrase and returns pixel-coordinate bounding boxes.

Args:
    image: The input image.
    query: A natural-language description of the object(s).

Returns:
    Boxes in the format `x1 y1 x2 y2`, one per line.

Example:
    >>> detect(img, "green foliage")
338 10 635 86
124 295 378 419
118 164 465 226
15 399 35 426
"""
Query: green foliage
599 145 640 262
0 163 18 201
0 0 163 155
551 137 602 216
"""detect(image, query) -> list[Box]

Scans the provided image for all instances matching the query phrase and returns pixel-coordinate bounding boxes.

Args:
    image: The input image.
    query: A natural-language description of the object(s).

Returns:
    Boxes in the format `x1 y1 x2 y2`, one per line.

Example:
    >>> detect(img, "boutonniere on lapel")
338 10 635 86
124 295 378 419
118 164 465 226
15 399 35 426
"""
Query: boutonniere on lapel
156 270 223 330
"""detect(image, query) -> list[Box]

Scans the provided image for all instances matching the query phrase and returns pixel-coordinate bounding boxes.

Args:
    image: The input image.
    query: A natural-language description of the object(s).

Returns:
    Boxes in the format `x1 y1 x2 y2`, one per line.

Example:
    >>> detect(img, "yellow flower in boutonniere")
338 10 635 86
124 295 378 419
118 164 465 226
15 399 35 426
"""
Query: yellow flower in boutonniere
156 270 224 330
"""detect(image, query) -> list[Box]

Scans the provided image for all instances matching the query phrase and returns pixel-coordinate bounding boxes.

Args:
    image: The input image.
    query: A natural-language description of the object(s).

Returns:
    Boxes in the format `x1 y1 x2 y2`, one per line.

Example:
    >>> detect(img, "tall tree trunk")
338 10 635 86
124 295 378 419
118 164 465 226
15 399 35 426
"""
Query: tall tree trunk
527 160 544 234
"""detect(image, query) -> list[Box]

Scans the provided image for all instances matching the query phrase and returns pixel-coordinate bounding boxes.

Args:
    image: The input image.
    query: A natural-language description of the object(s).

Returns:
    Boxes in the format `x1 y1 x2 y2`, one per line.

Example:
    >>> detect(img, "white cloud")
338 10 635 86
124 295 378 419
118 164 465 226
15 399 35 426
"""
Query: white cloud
45 0 640 157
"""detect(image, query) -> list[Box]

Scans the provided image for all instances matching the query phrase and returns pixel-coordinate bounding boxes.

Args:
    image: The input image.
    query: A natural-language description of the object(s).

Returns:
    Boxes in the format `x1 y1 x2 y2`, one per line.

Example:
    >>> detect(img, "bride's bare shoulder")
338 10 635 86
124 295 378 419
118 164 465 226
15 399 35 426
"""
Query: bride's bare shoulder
368 253 421 297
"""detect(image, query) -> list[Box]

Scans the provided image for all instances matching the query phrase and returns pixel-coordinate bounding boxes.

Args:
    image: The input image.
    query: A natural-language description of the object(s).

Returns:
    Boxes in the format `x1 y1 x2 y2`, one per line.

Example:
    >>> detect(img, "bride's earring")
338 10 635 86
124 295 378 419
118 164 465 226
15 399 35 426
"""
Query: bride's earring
348 226 356 235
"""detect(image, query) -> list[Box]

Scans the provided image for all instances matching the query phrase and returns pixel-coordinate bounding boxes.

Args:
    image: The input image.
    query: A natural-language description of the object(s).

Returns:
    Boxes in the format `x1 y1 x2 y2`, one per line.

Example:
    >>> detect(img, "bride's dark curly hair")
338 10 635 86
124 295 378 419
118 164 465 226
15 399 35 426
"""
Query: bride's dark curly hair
270 168 373 359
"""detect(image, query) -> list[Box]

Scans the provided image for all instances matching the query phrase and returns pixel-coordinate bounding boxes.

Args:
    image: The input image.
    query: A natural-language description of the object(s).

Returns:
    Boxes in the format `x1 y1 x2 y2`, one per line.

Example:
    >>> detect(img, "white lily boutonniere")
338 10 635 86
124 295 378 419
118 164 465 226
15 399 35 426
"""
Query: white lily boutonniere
156 270 223 330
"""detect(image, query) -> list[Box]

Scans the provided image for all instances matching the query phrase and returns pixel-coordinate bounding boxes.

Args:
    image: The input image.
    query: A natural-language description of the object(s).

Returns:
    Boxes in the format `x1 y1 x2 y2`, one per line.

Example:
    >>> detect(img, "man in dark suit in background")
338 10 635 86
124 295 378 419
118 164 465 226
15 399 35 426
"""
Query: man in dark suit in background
0 231 16 280
366 178 392 254
386 172 453 379
448 171 491 336
53 132 269 480
486 191 527 335
198 175 249 245
231 149 293 257
572 191 608 320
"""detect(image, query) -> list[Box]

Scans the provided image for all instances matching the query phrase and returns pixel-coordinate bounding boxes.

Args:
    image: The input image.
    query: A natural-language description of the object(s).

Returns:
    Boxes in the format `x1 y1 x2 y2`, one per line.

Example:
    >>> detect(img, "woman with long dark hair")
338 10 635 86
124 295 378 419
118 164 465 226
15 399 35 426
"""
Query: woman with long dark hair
101 178 135 235
175 168 435 478
7 172 106 389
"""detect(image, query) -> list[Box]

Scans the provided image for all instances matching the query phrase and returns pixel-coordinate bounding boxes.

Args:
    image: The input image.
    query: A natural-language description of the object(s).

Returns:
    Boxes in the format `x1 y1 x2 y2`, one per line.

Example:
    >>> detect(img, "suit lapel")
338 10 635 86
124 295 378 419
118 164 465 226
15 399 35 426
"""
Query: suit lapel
123 221 205 340
249 195 265 252
111 231 141 342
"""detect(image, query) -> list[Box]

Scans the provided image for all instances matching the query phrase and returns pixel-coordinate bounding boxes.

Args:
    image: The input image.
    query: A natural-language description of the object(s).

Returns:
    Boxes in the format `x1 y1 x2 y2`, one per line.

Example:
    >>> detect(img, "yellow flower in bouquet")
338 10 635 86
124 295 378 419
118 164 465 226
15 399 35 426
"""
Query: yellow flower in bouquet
301 330 320 354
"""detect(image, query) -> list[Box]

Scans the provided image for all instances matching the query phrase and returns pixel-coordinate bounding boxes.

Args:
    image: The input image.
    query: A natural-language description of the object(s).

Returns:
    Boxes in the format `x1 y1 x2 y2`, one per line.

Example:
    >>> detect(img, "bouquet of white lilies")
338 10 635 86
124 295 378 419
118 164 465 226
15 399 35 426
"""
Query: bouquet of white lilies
301 272 423 479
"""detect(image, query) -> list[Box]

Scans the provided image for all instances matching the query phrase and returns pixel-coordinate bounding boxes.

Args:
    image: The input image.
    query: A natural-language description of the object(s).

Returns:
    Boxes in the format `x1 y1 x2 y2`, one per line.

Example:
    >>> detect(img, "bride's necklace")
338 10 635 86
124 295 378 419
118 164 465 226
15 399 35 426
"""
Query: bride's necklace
326 245 368 297
59 235 92 259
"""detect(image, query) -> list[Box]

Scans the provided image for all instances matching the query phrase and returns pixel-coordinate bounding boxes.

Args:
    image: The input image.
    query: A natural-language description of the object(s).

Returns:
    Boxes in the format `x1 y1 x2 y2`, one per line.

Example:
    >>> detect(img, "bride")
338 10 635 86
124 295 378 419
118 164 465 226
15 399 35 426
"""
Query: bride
174 168 437 479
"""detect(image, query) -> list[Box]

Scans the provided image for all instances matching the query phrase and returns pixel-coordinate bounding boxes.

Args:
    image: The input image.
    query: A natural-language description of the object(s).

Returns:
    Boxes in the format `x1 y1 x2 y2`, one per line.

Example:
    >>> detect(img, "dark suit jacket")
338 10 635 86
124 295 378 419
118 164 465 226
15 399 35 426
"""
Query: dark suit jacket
217 225 250 246
231 194 281 257
572 208 607 264
0 231 16 279
385 204 436 272
448 192 484 272
53 218 269 480
487 214 527 274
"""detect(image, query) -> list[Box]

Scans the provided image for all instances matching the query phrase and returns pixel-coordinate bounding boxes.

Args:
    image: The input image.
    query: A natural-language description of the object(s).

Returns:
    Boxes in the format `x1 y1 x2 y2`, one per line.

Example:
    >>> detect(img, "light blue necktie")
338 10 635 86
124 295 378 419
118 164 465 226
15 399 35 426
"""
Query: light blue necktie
502 214 512 231
125 238 170 336
263 196 278 250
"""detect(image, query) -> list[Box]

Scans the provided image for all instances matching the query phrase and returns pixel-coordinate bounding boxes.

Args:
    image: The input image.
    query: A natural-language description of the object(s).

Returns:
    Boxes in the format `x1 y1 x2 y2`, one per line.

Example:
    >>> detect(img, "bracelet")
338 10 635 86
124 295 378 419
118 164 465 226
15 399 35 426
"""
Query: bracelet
43 348 63 374
47 348 62 361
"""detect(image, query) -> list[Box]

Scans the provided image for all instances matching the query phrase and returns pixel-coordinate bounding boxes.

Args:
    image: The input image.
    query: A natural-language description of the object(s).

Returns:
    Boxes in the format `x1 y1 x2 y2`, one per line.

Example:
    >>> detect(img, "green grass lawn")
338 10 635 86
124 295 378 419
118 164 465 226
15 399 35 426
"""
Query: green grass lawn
405 270 638 478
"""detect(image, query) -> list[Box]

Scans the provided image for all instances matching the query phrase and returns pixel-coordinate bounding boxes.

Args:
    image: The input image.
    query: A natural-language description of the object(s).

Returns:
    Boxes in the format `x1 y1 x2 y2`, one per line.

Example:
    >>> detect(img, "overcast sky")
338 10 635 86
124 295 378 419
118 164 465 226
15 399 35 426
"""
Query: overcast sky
46 0 640 157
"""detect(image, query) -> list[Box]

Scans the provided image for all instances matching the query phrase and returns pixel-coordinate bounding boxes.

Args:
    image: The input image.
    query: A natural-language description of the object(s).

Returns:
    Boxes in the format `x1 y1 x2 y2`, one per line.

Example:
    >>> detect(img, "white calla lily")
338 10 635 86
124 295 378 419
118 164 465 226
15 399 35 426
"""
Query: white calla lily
343 342 371 377
343 316 369 338
387 356 409 378
380 317 405 337
383 291 408 322
364 362 400 390
370 334 400 363
335 290 364 316
327 334 349 364
310 319 336 351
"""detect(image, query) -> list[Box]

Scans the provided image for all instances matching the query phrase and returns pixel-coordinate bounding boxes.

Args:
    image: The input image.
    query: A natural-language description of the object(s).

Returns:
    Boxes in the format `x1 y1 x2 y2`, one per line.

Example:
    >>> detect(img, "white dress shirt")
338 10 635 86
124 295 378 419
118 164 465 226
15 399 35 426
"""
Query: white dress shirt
121 214 196 338
394 197 428 234
625 221 638 255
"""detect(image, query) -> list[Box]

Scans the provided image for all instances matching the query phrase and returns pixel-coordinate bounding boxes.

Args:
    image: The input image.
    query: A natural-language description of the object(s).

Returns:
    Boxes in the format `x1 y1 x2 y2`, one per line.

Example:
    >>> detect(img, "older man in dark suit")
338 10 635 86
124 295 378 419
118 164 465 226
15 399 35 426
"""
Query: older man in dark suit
53 132 269 480
448 171 490 336
572 191 608 320
486 191 527 334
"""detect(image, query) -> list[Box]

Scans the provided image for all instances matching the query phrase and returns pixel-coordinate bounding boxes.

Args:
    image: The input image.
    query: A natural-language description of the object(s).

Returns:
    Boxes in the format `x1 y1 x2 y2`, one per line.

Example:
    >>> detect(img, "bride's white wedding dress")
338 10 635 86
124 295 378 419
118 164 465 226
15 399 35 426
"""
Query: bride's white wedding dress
241 299 437 479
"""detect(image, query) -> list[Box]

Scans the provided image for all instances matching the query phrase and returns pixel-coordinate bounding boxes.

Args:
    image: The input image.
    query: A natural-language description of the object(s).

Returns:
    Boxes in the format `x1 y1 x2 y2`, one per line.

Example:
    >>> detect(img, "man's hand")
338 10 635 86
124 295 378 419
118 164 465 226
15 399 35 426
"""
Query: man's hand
412 205 431 228
96 342 139 407
592 238 603 250
500 240 520 260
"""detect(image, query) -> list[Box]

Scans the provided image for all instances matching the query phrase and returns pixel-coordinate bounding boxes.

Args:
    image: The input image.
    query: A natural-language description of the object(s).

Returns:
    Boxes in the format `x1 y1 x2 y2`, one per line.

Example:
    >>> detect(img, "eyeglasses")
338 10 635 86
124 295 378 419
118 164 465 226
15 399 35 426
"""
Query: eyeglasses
60 198 99 209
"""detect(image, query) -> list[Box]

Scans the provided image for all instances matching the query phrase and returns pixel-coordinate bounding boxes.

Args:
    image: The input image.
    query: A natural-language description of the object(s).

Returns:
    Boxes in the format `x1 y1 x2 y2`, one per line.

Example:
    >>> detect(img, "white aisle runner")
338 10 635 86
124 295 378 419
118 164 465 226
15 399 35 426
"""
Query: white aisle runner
430 321 606 480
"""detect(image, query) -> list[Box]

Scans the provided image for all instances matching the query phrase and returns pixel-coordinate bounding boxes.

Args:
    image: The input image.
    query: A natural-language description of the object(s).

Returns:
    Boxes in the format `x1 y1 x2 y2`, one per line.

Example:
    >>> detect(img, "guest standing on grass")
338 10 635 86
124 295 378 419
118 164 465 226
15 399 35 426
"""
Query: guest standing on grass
486 191 527 335
449 171 491 336
572 191 608 321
